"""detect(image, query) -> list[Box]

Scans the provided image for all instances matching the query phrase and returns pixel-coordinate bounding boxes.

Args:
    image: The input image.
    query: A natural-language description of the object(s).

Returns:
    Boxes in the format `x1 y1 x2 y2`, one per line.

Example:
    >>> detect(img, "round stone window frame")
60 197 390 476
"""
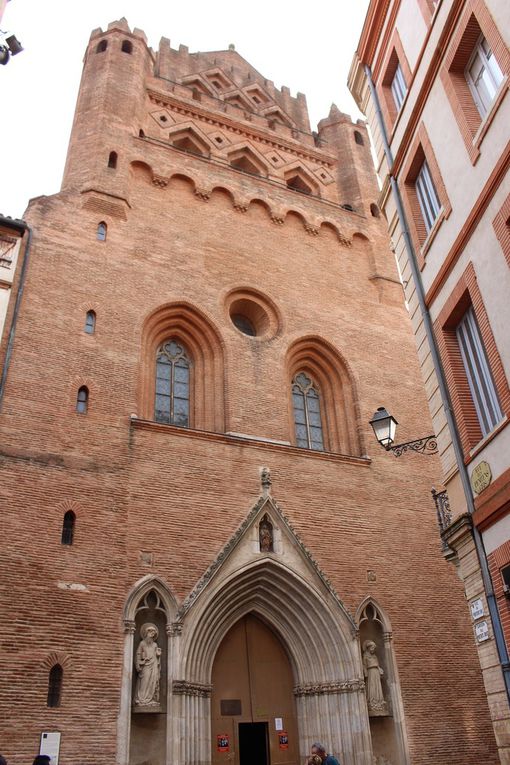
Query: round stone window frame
224 288 281 341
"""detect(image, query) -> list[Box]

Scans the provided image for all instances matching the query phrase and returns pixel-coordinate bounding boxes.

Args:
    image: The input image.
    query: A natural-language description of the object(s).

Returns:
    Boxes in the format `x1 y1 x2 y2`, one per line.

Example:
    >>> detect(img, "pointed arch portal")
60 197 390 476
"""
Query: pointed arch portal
118 499 385 765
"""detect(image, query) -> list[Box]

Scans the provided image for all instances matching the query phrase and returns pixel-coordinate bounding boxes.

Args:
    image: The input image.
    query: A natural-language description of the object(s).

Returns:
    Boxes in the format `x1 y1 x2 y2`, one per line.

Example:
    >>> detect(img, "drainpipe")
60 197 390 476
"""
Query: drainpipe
364 64 510 704
0 217 32 410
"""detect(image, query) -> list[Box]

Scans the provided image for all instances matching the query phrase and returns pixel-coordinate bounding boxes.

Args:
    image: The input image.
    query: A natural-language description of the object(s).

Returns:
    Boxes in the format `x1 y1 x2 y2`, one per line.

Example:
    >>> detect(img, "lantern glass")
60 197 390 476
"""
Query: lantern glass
369 407 398 449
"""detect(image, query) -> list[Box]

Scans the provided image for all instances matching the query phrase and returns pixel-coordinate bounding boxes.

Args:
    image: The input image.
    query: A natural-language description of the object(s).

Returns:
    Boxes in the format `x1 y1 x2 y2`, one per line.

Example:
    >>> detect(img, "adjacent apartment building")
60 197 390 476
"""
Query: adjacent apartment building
349 0 510 760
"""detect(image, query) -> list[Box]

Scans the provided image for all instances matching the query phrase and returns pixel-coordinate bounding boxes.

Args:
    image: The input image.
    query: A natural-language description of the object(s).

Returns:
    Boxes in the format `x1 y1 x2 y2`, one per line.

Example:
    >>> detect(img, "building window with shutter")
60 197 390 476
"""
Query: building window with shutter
455 306 503 437
415 160 441 235
390 63 407 112
465 35 503 117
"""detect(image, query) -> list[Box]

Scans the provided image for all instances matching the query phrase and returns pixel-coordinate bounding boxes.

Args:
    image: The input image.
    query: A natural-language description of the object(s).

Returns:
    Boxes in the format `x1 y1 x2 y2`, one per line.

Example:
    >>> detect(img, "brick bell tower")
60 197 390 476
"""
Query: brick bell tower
0 17 499 765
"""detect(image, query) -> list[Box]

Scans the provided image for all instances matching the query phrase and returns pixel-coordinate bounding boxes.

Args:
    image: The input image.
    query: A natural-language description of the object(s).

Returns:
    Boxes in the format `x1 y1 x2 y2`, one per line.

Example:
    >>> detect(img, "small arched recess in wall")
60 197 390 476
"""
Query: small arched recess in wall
118 576 178 765
355 598 410 765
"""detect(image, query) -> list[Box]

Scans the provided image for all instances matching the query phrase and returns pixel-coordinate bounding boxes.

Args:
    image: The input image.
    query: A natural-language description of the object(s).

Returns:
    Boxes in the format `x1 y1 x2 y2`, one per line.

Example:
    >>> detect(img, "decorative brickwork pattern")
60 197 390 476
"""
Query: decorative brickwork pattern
417 0 438 25
434 262 510 456
493 191 510 267
440 0 510 163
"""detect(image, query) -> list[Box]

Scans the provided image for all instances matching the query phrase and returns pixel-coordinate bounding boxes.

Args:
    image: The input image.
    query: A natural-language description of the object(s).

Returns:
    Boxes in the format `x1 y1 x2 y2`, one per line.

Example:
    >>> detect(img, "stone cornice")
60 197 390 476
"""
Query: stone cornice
131 418 371 467
147 89 336 168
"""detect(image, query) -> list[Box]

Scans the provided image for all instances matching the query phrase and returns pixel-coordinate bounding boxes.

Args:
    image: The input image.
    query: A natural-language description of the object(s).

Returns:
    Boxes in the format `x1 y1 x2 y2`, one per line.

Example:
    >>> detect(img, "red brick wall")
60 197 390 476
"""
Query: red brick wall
0 21 499 765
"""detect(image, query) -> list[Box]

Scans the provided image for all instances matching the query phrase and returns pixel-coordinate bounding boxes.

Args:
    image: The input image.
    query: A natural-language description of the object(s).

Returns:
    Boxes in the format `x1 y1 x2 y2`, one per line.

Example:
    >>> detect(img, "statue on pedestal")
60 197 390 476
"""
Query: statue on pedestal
134 623 162 708
362 640 388 716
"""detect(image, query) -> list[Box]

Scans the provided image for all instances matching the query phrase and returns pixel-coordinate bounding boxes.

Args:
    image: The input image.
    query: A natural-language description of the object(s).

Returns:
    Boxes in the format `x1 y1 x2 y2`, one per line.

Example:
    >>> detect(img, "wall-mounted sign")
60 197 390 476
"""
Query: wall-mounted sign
217 734 229 753
475 620 489 642
470 461 492 495
274 717 283 731
40 732 61 765
278 732 289 750
470 598 484 620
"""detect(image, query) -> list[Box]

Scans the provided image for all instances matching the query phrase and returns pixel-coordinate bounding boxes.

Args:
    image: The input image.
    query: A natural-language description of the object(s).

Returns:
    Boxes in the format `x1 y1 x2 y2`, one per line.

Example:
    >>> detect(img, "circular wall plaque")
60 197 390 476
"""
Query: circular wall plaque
470 461 492 495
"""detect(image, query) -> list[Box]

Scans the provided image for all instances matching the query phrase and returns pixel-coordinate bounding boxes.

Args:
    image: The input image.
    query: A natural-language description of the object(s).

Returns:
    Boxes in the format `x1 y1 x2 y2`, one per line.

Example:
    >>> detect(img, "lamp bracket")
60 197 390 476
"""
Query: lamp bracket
386 434 438 457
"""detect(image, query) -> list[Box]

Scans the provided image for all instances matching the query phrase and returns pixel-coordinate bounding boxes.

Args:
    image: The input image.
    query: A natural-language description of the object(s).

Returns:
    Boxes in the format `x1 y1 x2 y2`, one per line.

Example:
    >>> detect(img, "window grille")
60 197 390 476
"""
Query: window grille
456 307 503 437
154 340 190 427
292 372 325 451
415 161 441 234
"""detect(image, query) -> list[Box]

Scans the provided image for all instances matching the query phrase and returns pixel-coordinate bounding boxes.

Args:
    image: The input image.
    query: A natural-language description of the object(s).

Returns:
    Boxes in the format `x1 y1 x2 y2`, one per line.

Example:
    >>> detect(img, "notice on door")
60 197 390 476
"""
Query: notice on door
278 731 289 750
217 734 230 752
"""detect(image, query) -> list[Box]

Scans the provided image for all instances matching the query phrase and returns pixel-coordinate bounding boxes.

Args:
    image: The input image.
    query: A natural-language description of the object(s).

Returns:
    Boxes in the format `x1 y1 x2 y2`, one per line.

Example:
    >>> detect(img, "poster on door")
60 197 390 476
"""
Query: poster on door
217 734 230 752
278 731 289 750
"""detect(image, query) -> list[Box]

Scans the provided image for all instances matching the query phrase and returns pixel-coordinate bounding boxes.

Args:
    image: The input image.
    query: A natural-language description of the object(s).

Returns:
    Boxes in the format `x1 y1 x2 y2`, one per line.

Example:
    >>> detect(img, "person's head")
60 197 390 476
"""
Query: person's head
0 754 8 765
311 743 327 761
33 756 51 765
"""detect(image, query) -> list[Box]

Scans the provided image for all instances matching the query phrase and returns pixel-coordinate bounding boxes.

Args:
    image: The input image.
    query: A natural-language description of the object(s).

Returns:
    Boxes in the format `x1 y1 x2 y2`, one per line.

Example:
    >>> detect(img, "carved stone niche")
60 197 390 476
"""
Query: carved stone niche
132 590 167 714
359 604 390 718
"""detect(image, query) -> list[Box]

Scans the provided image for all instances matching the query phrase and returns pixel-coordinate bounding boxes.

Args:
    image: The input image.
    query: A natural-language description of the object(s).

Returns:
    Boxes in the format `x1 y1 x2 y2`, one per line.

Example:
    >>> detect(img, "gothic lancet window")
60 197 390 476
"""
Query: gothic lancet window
154 340 191 427
292 372 325 451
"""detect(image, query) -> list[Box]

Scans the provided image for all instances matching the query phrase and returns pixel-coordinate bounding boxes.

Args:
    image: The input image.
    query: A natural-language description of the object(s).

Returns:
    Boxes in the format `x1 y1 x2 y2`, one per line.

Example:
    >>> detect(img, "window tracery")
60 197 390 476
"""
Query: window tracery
292 372 324 451
155 340 191 427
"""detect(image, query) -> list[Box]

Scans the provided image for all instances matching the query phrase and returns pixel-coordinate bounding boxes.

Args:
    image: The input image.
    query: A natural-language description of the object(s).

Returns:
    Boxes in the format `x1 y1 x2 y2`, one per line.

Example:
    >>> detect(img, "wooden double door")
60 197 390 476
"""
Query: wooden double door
211 615 299 765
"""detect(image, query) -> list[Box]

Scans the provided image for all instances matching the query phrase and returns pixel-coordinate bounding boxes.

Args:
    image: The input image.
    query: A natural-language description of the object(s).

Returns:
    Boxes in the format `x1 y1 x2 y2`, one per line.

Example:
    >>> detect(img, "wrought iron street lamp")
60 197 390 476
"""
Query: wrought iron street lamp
369 406 438 457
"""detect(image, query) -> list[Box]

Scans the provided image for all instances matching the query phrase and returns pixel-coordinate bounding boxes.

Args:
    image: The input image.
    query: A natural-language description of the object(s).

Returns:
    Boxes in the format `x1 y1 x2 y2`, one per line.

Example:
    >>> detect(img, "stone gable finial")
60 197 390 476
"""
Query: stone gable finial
260 466 272 496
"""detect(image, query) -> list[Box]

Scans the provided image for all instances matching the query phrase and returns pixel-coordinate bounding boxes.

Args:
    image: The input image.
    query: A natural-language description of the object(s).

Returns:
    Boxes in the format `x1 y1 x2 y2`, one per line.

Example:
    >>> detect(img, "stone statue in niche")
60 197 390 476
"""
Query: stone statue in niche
259 515 273 552
134 623 162 709
362 640 388 716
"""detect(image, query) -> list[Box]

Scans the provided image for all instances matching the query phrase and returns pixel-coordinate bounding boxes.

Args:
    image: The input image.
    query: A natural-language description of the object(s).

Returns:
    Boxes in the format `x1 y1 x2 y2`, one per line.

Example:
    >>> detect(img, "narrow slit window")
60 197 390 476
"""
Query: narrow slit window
97 222 107 241
292 372 325 451
108 151 118 169
354 130 364 146
76 386 89 414
84 310 96 334
61 511 75 545
47 664 63 707
154 340 190 427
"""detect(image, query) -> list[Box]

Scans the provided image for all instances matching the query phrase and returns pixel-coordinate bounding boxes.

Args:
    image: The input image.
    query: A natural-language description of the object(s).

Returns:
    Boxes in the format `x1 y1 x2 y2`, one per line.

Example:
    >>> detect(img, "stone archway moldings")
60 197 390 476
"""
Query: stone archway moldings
175 493 354 630
168 489 373 765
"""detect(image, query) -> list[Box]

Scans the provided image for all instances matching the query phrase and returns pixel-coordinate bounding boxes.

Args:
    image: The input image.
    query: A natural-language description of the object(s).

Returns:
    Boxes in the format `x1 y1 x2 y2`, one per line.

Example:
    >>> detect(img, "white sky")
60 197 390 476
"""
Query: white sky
1 0 370 219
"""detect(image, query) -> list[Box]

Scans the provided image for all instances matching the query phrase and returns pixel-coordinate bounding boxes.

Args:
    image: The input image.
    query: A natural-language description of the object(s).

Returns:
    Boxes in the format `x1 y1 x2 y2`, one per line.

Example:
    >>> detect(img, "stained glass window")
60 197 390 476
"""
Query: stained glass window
154 340 191 427
292 372 325 451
